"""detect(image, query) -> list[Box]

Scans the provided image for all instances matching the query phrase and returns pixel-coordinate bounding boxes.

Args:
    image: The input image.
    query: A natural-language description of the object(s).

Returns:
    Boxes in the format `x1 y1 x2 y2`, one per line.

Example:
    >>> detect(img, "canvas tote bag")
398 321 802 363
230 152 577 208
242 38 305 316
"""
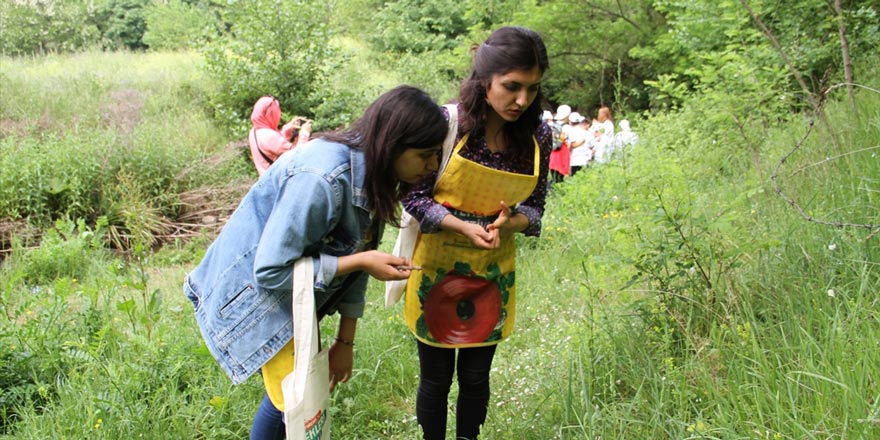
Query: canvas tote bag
282 257 331 440
384 104 459 307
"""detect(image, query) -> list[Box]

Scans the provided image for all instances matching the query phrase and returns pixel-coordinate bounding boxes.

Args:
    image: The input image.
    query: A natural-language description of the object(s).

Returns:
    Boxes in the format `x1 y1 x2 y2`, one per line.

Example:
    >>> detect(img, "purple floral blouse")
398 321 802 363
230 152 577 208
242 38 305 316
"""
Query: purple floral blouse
401 106 552 237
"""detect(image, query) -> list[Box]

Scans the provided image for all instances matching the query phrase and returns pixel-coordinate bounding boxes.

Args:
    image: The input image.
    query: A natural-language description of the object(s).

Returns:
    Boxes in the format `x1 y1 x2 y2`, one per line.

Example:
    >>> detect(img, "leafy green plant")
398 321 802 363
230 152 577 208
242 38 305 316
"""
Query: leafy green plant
0 1 102 55
6 218 108 286
142 0 218 51
95 0 150 51
201 0 336 131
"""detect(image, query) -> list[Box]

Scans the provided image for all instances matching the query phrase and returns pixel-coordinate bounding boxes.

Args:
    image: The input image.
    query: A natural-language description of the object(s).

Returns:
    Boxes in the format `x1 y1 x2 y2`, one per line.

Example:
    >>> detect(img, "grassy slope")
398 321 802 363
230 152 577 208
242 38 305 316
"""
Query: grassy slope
1 51 878 439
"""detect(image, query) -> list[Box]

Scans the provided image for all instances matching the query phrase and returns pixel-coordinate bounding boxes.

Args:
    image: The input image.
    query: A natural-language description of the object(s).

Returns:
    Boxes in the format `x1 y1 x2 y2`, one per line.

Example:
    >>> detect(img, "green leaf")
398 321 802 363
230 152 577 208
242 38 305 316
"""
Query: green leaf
116 299 136 313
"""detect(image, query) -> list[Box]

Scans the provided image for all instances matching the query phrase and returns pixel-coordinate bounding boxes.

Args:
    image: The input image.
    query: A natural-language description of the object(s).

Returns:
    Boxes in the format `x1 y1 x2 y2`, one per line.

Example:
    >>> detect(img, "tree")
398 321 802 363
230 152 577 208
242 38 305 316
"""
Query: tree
0 1 102 55
95 0 150 50
201 0 335 131
368 0 471 53
142 0 218 51
517 0 666 114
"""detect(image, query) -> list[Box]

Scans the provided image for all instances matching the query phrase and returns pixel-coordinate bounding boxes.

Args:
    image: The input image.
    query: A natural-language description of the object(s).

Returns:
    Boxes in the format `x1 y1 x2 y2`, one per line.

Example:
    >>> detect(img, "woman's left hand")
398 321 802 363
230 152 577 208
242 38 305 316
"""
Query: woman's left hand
328 340 354 391
486 200 528 243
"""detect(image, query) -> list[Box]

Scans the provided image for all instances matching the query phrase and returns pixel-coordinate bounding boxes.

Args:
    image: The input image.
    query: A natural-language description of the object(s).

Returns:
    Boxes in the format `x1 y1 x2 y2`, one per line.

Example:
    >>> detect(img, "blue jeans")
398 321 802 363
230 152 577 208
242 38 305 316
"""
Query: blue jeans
251 393 285 440
416 340 497 440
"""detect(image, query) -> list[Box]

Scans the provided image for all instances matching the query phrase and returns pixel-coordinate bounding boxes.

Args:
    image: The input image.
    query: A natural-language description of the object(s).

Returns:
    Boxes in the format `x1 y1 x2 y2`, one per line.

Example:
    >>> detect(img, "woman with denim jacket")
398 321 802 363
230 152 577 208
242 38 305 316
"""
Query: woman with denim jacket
183 85 449 439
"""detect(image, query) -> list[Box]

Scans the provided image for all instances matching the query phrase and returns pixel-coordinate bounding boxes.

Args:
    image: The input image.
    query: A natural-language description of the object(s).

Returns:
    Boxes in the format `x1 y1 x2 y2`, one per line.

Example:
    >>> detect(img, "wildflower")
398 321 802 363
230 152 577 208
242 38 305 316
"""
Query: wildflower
827 289 835 297
828 243 837 251
94 418 103 429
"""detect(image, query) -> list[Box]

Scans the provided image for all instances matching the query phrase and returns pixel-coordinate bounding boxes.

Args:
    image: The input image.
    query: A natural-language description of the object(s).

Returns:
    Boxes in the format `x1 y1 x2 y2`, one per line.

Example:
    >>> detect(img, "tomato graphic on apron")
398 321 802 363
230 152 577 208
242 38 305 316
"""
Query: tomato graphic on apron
404 134 539 348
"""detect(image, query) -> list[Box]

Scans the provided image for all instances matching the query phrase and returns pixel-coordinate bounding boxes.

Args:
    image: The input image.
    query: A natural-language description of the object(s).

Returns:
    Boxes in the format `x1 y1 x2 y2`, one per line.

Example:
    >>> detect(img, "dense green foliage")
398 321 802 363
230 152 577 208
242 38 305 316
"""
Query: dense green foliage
201 0 336 130
1 50 877 437
1 0 879 438
0 51 240 247
4 1 878 126
0 1 102 55
141 0 217 51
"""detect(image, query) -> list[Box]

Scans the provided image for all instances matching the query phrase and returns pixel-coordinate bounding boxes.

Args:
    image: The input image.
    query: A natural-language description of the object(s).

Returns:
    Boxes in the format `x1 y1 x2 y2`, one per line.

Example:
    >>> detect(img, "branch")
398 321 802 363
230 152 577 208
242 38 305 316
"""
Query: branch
771 82 880 230
572 0 649 35
739 0 840 151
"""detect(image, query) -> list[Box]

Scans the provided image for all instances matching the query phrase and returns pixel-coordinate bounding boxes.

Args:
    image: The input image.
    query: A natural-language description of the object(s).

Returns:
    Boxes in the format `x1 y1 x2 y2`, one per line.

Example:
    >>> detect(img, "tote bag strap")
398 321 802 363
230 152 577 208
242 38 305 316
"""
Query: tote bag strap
291 257 319 401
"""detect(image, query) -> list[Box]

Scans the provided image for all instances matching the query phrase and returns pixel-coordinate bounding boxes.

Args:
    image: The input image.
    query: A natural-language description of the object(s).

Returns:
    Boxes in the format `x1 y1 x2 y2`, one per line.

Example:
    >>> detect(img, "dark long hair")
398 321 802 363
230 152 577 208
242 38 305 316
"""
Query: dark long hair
321 86 447 225
459 26 549 157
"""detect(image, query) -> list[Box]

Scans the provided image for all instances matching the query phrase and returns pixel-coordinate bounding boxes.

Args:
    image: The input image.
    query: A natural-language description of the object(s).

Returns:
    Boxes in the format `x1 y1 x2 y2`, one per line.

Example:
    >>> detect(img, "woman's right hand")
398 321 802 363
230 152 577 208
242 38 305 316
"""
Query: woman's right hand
339 250 412 281
440 213 496 250
458 222 497 250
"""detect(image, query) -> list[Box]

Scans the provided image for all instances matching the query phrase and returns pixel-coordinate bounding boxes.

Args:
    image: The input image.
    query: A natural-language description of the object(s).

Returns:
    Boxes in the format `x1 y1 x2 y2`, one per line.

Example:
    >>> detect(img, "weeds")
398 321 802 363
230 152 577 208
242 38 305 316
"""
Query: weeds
0 52 878 439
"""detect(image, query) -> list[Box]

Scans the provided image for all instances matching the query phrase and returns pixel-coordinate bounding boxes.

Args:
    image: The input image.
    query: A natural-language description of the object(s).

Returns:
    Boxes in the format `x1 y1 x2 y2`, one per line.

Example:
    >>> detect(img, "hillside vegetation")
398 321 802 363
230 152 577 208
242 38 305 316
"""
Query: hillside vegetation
1 1 878 438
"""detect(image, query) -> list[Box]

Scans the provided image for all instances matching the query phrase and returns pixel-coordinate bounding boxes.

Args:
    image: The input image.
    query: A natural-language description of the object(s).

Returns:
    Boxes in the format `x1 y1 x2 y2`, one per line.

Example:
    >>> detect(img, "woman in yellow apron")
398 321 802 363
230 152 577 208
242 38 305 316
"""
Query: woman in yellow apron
401 27 552 440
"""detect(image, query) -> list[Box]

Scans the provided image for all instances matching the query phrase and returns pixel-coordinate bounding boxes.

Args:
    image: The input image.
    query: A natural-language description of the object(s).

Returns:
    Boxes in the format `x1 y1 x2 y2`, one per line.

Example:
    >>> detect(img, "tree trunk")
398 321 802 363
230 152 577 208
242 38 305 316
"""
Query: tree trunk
739 0 840 151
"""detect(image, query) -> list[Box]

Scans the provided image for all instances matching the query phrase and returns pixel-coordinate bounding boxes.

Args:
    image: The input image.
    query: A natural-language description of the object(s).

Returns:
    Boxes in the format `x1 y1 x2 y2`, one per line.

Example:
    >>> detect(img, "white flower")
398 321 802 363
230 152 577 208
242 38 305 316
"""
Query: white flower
828 243 837 251
827 289 835 297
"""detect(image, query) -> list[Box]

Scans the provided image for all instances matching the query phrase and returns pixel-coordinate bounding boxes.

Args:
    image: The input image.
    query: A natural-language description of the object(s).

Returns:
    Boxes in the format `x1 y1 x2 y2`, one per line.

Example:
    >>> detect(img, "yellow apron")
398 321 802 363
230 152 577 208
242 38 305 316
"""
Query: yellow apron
404 133 539 348
262 338 295 410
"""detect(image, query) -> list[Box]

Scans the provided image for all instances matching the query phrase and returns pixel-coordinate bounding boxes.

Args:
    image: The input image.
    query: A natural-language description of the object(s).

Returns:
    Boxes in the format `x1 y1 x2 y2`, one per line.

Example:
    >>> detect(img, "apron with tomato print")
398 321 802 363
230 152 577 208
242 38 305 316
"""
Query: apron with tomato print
404 133 539 348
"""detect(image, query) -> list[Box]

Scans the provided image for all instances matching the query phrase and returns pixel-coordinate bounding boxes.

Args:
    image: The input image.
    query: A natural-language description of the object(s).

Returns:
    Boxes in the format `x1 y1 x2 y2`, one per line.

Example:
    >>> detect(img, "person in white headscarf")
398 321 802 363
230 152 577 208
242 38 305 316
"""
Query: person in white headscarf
566 112 592 176
613 119 639 152
590 106 615 163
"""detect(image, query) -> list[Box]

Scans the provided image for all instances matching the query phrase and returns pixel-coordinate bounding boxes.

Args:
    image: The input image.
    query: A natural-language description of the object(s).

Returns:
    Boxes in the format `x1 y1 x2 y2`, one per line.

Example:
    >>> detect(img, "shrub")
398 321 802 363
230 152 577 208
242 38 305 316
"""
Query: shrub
201 0 336 132
6 218 108 286
143 0 218 51
95 0 150 51
0 2 102 55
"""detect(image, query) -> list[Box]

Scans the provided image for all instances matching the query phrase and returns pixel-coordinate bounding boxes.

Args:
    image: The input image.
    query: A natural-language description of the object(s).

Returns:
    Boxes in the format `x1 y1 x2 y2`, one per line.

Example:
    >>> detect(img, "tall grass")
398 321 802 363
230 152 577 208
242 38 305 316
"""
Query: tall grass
0 51 245 247
0 52 878 439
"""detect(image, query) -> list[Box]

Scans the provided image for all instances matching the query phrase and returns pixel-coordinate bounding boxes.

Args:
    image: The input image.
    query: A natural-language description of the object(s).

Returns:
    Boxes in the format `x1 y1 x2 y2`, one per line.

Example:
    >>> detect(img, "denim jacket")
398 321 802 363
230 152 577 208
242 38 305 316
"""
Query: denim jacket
183 139 380 384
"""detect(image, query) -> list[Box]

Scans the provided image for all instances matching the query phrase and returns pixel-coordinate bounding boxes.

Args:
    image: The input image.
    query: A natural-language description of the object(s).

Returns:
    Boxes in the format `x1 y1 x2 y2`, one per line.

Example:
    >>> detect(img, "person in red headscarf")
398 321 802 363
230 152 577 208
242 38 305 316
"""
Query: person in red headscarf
248 96 313 175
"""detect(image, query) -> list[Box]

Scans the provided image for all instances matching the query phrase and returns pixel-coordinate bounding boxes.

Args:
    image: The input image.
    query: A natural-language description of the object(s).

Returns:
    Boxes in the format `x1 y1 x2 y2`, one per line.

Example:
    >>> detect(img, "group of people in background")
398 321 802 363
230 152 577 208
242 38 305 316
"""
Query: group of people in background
546 103 638 184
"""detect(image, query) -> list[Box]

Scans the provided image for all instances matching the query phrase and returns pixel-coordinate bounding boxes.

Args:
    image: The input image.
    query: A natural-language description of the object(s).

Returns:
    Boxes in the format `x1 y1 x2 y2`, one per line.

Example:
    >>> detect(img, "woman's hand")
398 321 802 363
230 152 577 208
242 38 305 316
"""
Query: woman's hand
328 339 353 392
487 201 527 243
338 250 413 281
329 316 356 391
458 221 497 250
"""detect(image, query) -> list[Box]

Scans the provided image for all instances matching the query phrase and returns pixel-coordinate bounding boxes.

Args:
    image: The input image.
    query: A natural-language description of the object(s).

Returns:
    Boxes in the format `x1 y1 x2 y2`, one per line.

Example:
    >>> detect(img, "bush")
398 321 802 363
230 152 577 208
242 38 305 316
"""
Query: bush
95 0 150 51
0 2 102 55
201 0 336 132
4 218 108 286
143 0 218 51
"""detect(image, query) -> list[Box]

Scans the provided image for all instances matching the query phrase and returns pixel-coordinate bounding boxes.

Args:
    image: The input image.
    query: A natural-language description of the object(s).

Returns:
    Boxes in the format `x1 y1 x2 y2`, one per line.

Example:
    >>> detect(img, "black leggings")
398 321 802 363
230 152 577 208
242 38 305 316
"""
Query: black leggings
416 341 497 440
